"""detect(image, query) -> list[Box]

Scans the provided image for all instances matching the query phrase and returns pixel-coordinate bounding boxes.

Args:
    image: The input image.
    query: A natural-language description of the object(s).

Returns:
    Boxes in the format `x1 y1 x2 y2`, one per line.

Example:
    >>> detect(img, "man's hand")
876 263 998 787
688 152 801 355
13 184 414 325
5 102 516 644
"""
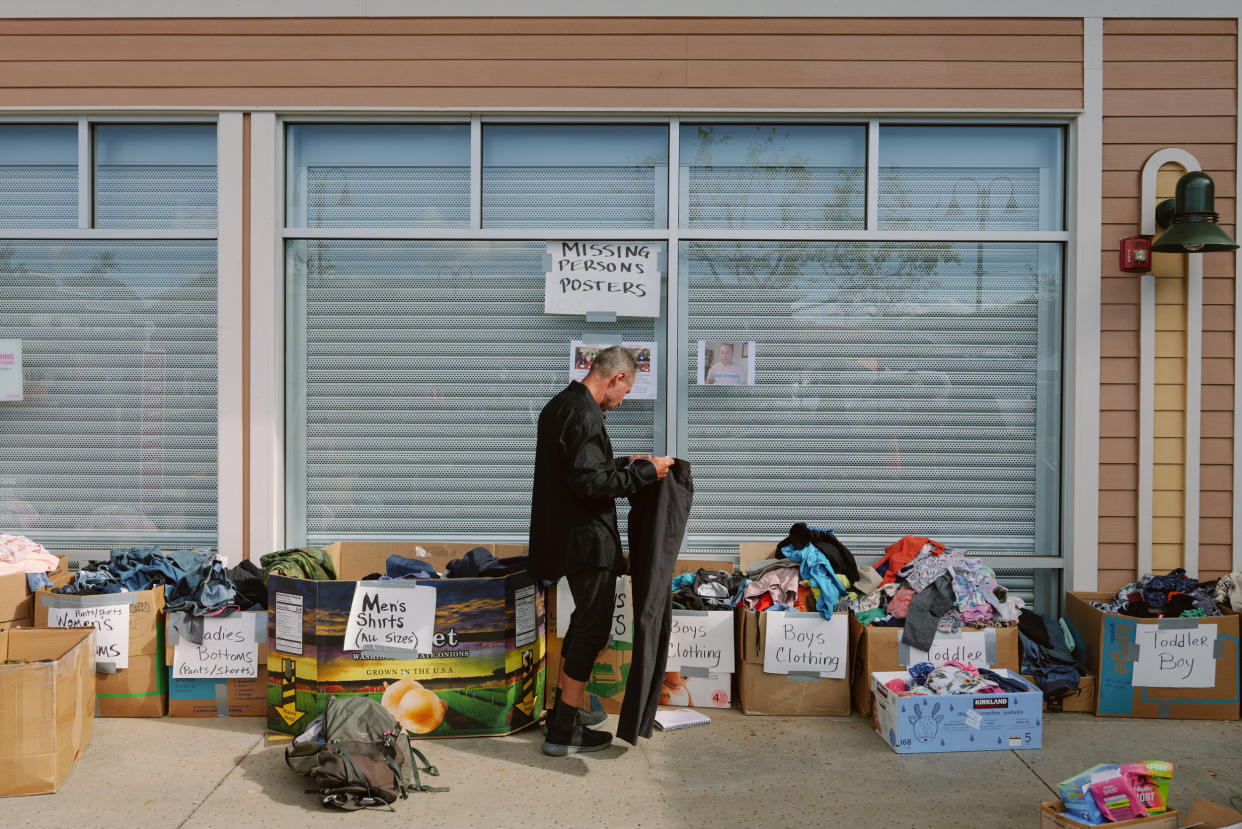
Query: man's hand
649 456 674 480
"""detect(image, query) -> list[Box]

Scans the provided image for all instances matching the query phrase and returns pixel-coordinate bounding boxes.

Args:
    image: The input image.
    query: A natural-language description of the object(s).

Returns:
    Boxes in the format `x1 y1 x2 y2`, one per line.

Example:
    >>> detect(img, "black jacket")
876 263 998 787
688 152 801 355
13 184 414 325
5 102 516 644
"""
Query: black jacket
529 381 658 582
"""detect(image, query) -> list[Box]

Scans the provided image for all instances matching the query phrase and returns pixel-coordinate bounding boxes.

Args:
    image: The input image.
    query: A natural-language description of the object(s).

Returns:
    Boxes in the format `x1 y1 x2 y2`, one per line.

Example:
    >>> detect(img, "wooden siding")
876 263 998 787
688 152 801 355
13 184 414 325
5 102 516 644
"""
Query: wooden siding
0 17 1082 110
1101 19 1239 583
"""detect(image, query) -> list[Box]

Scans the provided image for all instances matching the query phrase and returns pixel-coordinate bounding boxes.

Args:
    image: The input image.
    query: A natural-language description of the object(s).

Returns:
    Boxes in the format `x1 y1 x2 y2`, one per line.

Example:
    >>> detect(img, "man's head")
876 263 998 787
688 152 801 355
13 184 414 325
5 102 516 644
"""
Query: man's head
717 343 734 365
583 345 637 411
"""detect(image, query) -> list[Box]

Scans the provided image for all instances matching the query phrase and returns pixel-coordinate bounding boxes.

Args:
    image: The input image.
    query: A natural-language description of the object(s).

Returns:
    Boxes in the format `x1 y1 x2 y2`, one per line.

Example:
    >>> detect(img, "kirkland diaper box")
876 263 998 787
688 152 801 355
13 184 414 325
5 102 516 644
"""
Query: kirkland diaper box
0 627 95 797
266 541 545 741
166 610 268 717
34 586 167 717
1064 592 1240 720
870 669 1043 754
735 542 850 716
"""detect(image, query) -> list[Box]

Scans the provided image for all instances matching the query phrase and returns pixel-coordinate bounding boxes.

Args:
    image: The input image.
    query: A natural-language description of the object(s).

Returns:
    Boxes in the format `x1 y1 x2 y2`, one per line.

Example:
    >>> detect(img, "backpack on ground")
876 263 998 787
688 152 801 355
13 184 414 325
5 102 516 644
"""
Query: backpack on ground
286 695 444 810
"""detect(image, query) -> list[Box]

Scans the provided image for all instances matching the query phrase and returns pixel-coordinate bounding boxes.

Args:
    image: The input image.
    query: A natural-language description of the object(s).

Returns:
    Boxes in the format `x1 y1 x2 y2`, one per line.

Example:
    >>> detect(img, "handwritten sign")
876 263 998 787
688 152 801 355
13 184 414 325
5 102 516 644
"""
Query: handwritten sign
0 338 21 401
47 603 130 669
905 631 990 667
343 584 437 656
667 611 734 673
1131 624 1218 688
545 241 660 317
556 576 632 644
173 615 259 679
763 612 847 678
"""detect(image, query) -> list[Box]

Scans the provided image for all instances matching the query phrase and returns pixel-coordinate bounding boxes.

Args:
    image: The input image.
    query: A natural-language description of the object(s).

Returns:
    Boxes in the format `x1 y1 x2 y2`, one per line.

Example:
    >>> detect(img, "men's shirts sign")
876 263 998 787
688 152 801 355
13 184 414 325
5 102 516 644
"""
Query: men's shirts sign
762 611 847 679
46 603 130 669
544 241 660 317
343 583 438 656
556 576 633 644
173 615 260 679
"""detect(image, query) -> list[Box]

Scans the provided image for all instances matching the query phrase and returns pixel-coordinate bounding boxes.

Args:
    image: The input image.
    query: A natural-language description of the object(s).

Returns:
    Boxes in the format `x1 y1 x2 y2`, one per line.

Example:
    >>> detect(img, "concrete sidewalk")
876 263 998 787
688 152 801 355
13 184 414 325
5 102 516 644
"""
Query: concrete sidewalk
7 711 1242 828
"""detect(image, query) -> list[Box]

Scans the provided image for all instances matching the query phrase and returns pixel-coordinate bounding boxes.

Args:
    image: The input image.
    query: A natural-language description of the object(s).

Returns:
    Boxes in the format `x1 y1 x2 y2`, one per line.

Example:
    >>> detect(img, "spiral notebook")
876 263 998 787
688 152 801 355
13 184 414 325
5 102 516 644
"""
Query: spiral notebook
653 709 711 731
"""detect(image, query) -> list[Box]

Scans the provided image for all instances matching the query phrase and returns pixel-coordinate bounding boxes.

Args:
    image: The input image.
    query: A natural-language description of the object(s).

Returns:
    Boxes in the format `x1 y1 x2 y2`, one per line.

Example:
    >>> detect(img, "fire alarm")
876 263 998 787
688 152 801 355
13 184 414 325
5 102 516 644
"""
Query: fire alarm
1119 236 1152 273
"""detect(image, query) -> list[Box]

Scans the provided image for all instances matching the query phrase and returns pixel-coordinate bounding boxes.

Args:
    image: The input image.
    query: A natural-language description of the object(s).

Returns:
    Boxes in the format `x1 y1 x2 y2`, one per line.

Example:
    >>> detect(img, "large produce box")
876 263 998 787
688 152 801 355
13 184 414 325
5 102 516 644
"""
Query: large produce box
266 541 545 740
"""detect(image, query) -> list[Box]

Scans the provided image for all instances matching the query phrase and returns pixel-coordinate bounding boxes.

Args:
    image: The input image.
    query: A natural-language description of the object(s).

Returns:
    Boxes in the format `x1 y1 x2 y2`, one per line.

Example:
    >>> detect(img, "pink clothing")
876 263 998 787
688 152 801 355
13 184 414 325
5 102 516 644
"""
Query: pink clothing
887 585 917 619
0 534 59 575
743 565 800 610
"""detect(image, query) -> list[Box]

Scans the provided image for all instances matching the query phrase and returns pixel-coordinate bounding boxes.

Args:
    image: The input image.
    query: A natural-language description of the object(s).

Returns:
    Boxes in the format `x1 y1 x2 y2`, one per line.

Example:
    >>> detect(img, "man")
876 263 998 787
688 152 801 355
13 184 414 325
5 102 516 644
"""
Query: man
529 345 673 756
706 342 747 385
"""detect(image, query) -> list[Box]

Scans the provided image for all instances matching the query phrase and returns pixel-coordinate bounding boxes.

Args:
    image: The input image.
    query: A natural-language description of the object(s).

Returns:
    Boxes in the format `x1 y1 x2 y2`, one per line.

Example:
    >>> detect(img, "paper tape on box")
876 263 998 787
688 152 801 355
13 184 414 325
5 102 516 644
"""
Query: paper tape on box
1214 638 1228 659
1157 617 1201 630
681 665 710 678
1120 643 1142 661
216 682 230 718
787 671 821 682
41 592 138 608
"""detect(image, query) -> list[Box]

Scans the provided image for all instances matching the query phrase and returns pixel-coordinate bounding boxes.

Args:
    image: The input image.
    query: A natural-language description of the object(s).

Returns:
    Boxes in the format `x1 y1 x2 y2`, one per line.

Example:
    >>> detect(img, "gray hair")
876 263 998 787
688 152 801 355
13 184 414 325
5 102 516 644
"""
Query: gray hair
587 345 638 381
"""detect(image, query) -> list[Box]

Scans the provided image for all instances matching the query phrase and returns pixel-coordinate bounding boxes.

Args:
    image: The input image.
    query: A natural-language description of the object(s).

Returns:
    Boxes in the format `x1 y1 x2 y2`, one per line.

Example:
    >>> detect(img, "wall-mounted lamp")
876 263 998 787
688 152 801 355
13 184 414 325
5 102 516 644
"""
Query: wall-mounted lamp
1150 171 1239 253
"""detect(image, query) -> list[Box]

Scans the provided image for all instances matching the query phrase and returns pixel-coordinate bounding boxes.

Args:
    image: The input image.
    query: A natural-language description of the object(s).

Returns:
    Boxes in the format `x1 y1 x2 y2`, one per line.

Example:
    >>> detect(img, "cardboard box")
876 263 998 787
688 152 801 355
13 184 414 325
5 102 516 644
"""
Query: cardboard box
736 608 851 716
1 617 32 629
544 577 632 715
34 587 167 717
1185 798 1242 829
659 670 732 709
0 628 95 796
266 541 546 740
871 669 1042 753
849 613 1021 717
1039 801 1179 829
167 610 268 717
1065 591 1241 720
0 556 68 624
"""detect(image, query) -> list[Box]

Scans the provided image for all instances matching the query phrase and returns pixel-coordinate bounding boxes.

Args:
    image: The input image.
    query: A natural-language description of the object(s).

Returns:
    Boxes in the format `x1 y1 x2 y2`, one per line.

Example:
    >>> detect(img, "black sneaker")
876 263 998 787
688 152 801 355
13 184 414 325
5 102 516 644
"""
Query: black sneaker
541 692 608 733
542 700 613 757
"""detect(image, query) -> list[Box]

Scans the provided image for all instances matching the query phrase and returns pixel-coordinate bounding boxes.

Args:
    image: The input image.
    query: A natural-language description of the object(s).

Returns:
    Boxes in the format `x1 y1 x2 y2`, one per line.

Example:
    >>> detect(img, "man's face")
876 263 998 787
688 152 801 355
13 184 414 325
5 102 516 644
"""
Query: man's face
601 373 635 411
718 344 733 364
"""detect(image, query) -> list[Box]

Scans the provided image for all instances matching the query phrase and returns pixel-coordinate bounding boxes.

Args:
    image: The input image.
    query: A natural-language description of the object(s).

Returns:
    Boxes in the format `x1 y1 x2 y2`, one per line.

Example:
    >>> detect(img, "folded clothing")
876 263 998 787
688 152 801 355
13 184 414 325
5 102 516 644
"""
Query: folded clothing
0 534 60 576
261 547 337 584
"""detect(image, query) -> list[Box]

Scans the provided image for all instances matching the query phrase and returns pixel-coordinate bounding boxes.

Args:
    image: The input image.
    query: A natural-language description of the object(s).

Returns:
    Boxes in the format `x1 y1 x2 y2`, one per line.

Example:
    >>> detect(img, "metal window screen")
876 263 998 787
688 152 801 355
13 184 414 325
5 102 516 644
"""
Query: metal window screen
287 239 662 545
680 240 1062 560
878 167 1043 232
683 166 865 229
483 166 664 229
94 165 218 230
296 166 470 228
0 165 77 228
0 240 218 549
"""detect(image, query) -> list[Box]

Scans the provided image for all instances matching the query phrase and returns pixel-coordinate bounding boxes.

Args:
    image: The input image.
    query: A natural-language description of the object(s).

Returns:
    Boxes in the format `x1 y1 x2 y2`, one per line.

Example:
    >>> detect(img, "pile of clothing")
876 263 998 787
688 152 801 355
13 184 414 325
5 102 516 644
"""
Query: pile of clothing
353 546 529 582
739 523 861 621
1089 568 1222 618
0 533 61 591
881 659 1033 696
671 568 747 610
850 535 1023 650
55 546 267 615
1210 571 1242 612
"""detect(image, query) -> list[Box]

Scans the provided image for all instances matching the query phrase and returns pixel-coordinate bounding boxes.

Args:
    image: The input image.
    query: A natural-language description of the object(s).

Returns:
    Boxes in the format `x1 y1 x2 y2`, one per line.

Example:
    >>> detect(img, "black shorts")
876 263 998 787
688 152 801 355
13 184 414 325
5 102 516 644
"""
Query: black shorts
561 568 618 683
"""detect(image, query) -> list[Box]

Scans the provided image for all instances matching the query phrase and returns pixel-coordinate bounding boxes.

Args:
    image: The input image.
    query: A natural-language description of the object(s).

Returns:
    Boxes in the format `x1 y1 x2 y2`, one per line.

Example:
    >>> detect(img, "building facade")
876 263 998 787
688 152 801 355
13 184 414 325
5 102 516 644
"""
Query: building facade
0 3 1238 612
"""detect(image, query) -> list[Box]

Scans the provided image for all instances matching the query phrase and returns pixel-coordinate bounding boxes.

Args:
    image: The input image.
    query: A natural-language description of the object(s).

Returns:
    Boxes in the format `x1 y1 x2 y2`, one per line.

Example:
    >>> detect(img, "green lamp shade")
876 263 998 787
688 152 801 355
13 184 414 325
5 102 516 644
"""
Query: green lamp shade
1151 171 1240 253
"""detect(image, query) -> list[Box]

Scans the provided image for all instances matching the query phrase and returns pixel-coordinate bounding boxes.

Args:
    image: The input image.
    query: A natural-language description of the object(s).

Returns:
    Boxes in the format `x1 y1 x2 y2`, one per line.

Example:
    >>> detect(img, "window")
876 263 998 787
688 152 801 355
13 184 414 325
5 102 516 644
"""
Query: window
0 125 77 228
0 121 218 554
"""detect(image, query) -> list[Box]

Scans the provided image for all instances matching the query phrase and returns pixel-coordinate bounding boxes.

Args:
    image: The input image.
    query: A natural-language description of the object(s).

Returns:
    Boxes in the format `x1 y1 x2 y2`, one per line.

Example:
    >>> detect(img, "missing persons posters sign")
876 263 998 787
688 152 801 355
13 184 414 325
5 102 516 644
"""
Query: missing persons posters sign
545 241 660 317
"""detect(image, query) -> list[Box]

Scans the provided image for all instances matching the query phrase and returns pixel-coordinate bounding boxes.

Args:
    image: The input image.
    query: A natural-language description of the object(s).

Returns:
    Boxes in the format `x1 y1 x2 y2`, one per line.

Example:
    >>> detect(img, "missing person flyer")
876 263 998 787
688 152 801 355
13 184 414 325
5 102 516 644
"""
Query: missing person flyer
570 341 657 400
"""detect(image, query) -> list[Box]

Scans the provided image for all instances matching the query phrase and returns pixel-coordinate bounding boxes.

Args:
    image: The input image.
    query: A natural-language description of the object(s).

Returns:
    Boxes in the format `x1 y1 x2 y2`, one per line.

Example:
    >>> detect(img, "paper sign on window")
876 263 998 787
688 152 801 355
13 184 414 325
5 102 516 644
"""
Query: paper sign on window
343 584 438 656
762 612 847 678
1131 624 1218 688
667 611 734 674
0 338 22 401
47 603 130 670
544 241 660 317
173 615 259 679
556 576 632 644
569 340 658 400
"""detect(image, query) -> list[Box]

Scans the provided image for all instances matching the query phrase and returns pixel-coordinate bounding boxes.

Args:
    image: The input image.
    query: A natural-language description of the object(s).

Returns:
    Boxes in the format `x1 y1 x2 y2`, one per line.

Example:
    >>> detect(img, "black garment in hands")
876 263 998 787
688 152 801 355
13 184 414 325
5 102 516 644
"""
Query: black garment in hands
529 381 659 582
616 460 693 745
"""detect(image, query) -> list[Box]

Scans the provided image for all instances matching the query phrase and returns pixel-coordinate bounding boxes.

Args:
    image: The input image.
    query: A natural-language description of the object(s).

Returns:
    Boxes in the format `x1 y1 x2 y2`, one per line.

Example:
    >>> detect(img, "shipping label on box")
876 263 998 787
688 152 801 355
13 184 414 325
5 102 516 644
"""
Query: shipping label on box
1065 592 1241 720
267 541 545 740
871 669 1043 754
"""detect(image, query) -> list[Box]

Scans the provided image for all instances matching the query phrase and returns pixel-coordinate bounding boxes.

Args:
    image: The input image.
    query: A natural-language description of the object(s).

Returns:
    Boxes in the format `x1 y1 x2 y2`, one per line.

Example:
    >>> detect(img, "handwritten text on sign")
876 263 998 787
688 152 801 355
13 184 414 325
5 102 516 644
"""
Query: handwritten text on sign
1131 624 1218 688
556 576 632 644
905 631 989 667
763 612 847 679
343 584 437 655
0 338 21 401
668 611 734 674
47 604 130 669
544 242 660 317
173 615 259 679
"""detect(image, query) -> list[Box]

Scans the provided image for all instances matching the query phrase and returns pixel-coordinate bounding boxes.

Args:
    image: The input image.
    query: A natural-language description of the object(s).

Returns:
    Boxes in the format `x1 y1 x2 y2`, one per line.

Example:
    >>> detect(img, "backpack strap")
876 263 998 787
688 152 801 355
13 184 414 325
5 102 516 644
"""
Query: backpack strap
404 742 448 793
